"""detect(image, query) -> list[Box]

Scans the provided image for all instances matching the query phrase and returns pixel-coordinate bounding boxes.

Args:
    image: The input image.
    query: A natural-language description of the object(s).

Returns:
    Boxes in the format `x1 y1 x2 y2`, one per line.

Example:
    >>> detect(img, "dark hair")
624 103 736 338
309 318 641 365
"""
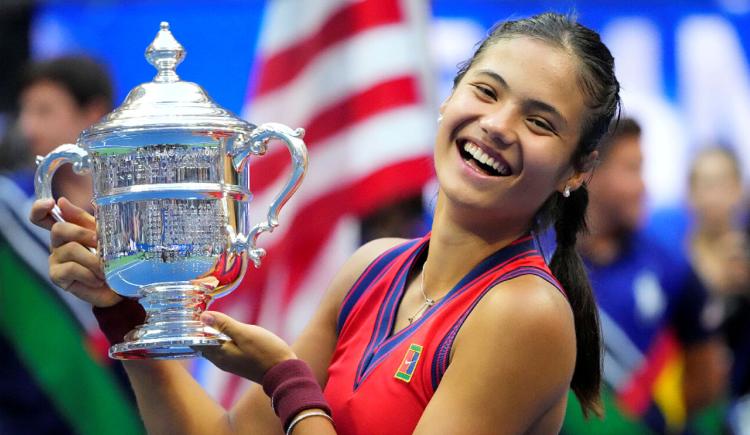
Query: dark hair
453 13 621 417
20 55 114 111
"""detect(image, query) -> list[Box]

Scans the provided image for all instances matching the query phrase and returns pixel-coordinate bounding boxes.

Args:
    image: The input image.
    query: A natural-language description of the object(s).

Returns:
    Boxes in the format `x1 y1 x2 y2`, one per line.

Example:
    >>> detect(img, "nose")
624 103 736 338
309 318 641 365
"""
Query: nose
478 105 519 147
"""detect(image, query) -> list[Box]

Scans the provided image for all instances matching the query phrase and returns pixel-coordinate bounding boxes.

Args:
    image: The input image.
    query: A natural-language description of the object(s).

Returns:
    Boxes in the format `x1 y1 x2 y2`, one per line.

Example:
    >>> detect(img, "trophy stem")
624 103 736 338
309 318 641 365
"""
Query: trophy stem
109 282 229 360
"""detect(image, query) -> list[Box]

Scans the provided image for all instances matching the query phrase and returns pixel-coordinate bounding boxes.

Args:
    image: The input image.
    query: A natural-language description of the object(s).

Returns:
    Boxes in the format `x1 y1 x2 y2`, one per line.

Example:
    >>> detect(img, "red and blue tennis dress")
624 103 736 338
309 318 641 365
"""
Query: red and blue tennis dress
324 233 564 434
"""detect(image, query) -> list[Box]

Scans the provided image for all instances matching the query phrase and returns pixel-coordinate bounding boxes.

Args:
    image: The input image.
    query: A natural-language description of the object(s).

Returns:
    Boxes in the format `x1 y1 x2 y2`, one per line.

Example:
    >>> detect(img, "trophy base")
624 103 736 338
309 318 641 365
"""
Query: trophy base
109 323 229 360
108 282 229 360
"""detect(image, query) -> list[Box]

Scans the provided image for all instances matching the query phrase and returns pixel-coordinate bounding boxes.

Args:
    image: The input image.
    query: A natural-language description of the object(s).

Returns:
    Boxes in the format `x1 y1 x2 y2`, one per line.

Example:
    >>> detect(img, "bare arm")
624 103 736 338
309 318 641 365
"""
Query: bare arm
413 275 577 435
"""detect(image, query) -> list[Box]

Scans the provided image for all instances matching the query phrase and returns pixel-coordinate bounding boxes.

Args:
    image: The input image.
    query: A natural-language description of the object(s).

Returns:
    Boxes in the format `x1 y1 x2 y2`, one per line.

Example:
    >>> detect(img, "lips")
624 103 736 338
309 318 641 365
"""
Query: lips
457 139 512 177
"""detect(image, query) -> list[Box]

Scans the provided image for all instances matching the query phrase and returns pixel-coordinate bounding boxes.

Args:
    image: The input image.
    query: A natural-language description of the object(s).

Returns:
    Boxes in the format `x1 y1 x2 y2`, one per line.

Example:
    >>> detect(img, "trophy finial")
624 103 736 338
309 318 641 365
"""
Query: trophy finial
145 21 186 83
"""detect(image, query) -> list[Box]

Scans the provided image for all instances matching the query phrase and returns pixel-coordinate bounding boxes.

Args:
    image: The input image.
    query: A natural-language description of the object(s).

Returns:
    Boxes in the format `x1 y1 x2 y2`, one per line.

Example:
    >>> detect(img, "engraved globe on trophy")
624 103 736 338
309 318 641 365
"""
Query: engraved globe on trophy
34 22 308 360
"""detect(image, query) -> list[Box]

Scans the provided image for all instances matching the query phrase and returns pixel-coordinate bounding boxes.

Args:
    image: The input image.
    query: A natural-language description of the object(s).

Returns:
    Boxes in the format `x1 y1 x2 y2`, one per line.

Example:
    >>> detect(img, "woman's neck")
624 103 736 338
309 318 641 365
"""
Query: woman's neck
423 194 528 299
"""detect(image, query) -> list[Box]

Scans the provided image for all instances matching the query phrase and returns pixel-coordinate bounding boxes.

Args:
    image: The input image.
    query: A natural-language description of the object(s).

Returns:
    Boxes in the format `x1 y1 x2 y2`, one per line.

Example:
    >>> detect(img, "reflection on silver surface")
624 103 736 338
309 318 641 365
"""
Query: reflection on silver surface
34 22 307 360
93 144 221 192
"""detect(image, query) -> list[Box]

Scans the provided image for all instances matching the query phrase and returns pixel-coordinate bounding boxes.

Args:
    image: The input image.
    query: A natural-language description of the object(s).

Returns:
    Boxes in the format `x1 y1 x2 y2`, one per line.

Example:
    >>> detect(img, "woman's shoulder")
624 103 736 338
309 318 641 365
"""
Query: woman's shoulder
319 237 411 312
480 274 574 340
353 237 410 264
454 273 576 377
342 237 410 278
437 274 577 424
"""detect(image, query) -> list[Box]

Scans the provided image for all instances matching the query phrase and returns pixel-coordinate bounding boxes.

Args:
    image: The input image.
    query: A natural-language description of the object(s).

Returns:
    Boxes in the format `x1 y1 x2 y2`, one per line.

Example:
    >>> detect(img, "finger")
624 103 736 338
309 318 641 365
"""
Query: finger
52 242 105 279
58 197 96 231
65 282 122 308
50 261 106 290
194 341 243 369
200 311 245 340
51 222 97 249
195 341 240 359
29 198 57 230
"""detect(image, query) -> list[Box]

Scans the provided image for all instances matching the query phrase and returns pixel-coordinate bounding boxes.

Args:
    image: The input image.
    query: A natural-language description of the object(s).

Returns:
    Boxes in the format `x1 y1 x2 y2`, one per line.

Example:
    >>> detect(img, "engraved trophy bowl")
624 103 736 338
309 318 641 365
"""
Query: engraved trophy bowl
34 22 308 360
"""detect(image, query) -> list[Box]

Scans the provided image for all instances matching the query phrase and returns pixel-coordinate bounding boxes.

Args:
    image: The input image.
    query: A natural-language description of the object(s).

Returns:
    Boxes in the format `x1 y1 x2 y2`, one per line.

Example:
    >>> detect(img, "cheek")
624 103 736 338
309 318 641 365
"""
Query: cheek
439 91 483 131
520 140 572 187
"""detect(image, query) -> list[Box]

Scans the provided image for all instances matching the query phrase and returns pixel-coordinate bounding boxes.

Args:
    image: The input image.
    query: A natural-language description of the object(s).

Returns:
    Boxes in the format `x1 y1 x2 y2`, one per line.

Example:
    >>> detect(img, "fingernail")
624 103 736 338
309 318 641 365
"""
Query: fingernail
201 313 215 326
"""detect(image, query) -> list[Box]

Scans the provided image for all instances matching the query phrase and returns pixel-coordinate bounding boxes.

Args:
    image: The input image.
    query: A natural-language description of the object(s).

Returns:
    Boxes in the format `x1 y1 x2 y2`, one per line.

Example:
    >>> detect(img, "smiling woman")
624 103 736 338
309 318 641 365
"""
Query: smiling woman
30 12 620 435
432 15 619 420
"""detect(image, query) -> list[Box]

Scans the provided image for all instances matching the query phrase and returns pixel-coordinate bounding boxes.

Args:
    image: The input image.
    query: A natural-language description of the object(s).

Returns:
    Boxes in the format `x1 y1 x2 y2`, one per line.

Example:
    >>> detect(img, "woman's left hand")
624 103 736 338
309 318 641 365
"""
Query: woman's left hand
196 311 296 383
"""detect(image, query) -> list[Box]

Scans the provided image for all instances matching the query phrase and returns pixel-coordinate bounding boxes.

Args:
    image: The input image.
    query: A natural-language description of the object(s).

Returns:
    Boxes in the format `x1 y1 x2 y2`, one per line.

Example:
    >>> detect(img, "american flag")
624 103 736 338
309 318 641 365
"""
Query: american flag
194 0 435 406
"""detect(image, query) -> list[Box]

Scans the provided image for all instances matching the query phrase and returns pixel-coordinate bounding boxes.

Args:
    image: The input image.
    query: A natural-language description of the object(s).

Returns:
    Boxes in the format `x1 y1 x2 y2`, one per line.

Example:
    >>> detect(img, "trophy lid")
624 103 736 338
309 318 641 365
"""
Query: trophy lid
82 22 254 140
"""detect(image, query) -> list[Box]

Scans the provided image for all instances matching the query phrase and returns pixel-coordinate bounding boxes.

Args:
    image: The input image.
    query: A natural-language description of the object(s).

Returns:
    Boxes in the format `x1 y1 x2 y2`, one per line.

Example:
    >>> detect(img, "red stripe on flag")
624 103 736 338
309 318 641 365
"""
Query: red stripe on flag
249 76 420 193
255 0 402 95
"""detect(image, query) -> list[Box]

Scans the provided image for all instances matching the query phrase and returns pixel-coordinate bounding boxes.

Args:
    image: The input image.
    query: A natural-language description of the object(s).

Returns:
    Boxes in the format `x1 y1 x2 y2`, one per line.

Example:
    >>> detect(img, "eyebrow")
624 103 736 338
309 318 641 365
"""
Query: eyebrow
475 69 569 130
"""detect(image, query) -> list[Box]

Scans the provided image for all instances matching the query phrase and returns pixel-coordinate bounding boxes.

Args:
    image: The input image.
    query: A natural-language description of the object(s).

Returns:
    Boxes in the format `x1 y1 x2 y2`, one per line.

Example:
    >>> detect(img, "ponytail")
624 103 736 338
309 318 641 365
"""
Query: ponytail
544 186 602 417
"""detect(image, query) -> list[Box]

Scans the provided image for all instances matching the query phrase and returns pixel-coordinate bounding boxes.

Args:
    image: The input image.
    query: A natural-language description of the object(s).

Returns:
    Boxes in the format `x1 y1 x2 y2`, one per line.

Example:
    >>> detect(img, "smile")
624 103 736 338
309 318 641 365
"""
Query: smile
458 140 511 177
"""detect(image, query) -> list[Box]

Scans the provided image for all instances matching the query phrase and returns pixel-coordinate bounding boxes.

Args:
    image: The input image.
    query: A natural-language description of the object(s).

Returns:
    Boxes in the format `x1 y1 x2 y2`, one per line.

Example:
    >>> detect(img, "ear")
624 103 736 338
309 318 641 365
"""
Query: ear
558 151 599 194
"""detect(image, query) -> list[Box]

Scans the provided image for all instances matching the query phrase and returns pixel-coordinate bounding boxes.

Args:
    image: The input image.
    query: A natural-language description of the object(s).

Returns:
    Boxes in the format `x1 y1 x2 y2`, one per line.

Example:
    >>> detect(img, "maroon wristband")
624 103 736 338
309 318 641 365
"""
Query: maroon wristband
262 359 332 431
92 298 146 345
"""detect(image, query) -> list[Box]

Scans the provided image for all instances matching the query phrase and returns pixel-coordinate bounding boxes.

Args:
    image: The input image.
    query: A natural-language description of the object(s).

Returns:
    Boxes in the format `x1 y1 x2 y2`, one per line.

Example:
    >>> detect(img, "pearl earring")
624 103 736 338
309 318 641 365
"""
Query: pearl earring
437 114 443 124
563 186 571 198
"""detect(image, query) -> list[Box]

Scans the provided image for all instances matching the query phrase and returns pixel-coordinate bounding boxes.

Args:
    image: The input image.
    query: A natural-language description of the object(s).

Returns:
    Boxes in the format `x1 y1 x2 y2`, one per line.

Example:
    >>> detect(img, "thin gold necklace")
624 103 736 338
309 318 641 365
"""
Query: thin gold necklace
407 264 440 324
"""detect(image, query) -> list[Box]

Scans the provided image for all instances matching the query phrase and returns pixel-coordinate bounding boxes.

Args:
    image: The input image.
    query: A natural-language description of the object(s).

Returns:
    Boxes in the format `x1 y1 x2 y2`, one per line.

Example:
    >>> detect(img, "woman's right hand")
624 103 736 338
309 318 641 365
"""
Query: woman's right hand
30 197 122 308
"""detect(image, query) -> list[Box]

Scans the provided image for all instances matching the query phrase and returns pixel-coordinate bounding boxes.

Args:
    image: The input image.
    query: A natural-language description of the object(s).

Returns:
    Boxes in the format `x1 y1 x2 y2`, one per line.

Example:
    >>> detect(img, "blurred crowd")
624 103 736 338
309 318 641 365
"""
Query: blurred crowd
562 118 750 434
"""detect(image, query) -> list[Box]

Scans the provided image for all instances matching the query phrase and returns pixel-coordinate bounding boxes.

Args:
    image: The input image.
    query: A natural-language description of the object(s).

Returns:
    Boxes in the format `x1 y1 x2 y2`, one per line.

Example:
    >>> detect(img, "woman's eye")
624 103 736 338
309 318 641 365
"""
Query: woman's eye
529 118 554 132
472 84 496 100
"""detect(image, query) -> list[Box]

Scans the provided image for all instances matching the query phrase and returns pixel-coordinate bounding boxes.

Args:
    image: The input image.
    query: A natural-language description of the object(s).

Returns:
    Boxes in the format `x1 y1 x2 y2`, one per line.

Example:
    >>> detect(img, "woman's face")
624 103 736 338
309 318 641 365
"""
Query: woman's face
434 37 588 224
689 150 742 227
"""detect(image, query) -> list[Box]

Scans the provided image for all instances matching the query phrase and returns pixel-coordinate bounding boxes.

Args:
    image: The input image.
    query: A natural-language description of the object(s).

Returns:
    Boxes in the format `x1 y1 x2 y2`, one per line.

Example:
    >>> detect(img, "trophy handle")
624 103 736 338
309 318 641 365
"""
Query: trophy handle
232 123 308 268
34 143 92 222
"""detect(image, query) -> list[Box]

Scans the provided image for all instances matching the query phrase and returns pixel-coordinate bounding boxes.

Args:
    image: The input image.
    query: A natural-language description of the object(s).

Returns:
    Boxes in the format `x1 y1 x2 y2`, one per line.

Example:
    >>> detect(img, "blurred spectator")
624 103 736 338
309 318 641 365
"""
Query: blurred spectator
15 55 112 209
687 147 749 297
687 147 750 433
562 118 728 435
0 56 142 434
0 121 30 172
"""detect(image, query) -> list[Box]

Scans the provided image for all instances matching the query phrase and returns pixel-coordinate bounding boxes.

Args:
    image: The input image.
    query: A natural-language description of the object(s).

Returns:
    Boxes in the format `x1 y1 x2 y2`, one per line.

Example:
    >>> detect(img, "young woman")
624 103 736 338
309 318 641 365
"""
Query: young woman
31 13 620 435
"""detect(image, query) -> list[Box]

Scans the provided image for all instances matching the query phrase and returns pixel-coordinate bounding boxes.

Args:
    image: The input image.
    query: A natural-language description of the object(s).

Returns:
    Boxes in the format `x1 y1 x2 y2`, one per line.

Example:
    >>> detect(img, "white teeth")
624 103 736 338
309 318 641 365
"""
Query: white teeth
462 141 509 175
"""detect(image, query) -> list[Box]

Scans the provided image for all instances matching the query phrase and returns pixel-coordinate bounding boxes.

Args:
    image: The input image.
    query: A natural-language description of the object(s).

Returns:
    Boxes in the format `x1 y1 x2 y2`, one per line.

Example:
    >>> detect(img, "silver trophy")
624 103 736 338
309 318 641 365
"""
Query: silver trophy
34 22 308 360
